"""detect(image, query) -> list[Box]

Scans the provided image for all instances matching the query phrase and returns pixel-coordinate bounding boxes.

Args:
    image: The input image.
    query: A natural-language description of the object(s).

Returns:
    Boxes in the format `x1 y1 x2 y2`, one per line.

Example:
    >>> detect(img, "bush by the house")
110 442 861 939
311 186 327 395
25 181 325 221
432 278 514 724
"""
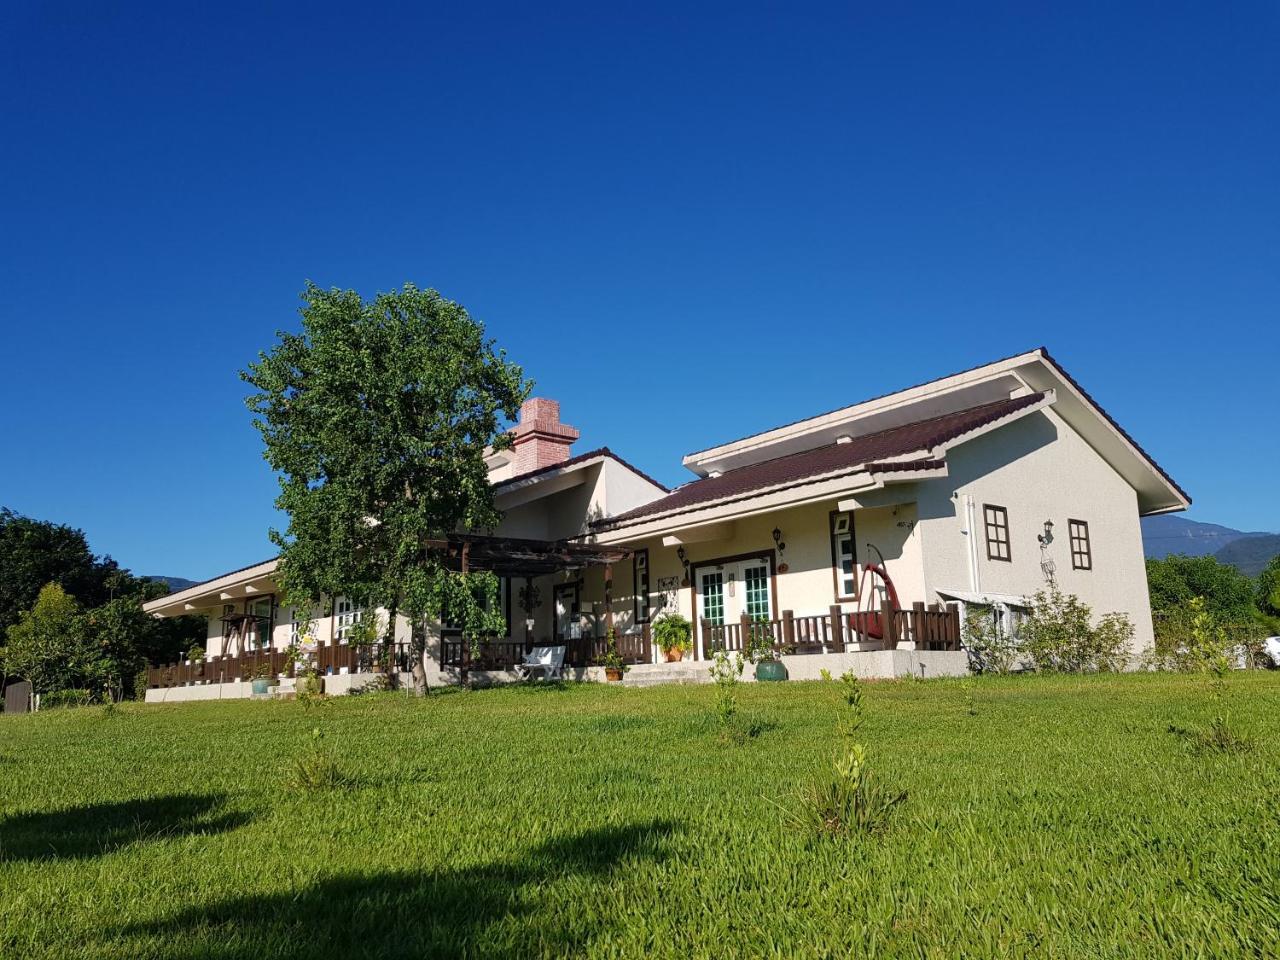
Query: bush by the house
1020 586 1133 672
962 605 1021 674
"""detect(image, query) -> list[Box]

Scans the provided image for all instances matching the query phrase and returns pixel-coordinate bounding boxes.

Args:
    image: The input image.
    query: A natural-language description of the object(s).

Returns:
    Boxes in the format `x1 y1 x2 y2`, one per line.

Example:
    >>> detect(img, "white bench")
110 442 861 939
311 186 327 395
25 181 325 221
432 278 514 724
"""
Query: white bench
516 645 566 682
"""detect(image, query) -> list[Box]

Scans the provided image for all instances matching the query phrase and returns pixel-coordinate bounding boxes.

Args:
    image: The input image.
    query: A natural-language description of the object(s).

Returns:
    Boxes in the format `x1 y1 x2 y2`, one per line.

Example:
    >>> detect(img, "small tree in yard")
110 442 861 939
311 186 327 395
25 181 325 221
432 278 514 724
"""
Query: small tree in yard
5 583 107 696
242 283 530 693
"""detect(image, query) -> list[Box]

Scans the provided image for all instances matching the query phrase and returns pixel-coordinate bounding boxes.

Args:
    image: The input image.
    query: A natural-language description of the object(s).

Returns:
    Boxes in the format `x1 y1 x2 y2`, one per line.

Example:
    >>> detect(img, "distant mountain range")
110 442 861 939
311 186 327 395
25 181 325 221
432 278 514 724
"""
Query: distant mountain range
1141 516 1279 577
146 575 197 592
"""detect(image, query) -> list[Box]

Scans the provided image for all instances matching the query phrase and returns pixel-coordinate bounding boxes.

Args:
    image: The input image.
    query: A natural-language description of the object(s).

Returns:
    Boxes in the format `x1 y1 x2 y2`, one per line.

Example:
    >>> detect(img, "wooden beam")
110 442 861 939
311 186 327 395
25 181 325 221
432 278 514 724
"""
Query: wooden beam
604 563 614 638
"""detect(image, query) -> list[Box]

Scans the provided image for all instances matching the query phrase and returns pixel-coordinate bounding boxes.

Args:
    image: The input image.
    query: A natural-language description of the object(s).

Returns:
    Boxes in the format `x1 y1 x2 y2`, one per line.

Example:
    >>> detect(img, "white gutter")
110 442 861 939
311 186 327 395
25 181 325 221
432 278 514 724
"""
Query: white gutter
962 494 982 594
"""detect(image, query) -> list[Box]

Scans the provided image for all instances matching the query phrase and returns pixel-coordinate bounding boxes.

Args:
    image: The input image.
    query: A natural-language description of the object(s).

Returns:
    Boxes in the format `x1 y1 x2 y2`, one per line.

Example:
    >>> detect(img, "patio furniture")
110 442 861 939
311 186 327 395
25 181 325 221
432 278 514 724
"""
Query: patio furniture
516 645 565 682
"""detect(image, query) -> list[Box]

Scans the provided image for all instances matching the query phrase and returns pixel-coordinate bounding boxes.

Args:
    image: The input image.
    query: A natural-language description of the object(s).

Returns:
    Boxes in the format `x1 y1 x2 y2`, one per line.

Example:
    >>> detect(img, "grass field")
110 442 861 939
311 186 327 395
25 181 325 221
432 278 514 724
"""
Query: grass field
2 672 1278 958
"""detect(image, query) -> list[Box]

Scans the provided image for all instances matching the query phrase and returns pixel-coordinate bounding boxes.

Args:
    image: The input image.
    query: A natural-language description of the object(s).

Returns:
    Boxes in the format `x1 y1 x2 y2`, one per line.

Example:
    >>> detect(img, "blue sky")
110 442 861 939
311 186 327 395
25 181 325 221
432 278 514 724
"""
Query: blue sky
1 2 1276 580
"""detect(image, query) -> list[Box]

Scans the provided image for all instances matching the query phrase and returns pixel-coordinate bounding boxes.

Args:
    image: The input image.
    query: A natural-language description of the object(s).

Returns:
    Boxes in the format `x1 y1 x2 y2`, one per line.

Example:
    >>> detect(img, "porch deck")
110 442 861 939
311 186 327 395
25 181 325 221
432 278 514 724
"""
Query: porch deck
145 605 963 694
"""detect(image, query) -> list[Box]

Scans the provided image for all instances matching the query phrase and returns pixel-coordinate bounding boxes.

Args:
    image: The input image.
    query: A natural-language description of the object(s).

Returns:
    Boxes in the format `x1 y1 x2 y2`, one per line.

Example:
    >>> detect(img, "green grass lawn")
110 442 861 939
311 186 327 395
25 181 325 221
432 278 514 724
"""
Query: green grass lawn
2 672 1278 959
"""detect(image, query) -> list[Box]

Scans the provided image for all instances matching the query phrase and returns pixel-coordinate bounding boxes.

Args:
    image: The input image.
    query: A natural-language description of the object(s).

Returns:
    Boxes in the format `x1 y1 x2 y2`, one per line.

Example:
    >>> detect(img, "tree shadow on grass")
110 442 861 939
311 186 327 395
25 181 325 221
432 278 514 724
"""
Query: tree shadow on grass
117 819 679 959
0 793 251 862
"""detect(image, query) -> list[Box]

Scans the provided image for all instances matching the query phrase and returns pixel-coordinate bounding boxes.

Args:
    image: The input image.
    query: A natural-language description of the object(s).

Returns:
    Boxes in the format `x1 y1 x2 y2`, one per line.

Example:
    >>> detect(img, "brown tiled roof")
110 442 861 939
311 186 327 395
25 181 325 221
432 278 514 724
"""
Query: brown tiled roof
684 346 1046 457
493 446 669 493
595 393 1047 529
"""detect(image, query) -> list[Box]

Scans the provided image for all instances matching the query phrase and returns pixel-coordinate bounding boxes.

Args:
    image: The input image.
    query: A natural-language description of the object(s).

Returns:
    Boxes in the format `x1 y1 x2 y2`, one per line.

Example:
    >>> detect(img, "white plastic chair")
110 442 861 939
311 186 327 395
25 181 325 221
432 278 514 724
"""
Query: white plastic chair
516 645 565 682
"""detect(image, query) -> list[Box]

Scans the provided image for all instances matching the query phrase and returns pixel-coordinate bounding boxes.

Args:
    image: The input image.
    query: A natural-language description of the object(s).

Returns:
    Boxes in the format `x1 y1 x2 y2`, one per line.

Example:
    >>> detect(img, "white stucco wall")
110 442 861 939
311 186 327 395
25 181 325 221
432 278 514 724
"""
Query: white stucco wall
913 406 1155 652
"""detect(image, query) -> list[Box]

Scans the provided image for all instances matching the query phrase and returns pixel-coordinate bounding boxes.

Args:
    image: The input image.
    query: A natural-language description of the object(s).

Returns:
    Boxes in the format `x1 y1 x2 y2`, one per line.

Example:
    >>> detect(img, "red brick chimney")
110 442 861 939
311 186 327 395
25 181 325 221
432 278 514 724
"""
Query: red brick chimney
509 397 579 475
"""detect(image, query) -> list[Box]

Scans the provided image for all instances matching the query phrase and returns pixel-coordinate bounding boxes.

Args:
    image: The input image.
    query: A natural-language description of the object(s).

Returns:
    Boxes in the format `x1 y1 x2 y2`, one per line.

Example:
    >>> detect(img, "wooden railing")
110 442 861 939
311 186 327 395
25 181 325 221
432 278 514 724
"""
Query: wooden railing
702 602 961 658
439 624 653 671
146 643 413 689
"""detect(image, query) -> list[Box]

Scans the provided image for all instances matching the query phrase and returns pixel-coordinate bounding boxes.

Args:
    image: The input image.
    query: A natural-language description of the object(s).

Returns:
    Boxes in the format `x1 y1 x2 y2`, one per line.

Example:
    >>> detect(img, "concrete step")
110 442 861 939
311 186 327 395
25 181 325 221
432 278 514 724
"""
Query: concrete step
621 675 710 687
620 663 710 687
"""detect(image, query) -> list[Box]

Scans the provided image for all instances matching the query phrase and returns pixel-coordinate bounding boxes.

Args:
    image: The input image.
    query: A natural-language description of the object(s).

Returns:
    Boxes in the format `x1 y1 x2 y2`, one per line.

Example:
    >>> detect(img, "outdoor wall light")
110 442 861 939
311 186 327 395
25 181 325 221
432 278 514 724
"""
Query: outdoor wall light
676 545 690 587
772 527 789 573
1038 519 1054 546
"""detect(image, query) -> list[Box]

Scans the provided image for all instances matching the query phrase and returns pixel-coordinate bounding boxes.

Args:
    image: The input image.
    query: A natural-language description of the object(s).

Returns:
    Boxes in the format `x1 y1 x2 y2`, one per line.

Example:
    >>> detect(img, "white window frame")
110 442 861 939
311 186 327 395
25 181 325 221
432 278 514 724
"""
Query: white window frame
334 597 362 643
831 512 857 599
633 550 650 624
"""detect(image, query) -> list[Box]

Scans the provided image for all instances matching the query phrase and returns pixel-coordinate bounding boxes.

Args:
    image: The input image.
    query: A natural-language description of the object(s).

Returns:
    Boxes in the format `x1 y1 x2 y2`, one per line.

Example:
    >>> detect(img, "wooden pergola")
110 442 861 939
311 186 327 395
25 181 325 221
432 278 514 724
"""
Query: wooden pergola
424 533 634 640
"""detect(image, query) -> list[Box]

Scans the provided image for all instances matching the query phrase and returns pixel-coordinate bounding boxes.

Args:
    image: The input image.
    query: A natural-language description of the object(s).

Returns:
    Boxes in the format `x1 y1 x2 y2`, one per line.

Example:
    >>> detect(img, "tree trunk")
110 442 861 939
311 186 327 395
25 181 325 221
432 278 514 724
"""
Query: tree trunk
385 602 400 691
411 619 431 696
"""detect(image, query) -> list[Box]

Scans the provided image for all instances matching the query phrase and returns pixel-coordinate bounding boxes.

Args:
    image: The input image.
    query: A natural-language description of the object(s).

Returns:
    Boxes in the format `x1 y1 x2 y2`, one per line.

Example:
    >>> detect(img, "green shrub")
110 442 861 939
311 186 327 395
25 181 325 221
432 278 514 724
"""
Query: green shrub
41 688 96 709
708 649 744 732
289 728 351 791
963 605 1021 674
789 743 906 837
1022 586 1132 672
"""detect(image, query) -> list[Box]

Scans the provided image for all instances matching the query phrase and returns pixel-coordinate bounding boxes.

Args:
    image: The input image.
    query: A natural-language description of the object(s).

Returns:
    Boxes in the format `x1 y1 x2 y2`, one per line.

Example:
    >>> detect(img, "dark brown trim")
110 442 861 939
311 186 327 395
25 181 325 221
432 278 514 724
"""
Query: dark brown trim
632 548 651 624
983 504 1012 563
689 548 779 657
244 593 276 649
552 581 582 642
1068 518 1092 571
829 510 859 603
493 446 670 494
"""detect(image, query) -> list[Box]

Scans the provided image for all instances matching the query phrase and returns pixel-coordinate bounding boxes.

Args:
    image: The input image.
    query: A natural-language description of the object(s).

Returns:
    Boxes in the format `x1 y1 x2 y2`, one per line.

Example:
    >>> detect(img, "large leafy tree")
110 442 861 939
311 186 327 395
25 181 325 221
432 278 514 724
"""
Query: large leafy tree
242 283 530 690
1145 555 1259 625
1256 555 1280 620
0 507 176 633
0 510 205 697
1 508 110 638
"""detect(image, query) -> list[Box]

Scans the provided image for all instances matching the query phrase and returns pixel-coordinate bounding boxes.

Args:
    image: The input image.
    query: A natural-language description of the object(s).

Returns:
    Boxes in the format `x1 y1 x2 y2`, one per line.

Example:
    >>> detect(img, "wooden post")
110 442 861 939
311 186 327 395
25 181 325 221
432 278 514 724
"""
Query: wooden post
828 604 844 651
700 618 711 660
604 563 614 639
912 601 926 648
882 601 897 647
782 610 795 648
524 576 534 651
642 621 652 663
739 612 751 654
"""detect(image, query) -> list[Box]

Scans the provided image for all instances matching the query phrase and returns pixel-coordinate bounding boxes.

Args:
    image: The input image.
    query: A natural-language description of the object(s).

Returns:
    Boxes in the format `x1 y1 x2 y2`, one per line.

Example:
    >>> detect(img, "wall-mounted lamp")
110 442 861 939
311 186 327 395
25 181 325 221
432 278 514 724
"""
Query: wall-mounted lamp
676 545 690 587
1037 519 1055 546
772 527 789 573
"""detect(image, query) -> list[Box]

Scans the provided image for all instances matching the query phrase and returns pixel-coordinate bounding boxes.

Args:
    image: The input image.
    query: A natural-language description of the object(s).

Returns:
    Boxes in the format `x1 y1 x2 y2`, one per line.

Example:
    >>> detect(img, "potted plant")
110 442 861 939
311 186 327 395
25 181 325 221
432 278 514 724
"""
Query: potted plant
599 629 628 682
748 618 787 682
652 613 692 663
249 661 276 696
188 645 206 679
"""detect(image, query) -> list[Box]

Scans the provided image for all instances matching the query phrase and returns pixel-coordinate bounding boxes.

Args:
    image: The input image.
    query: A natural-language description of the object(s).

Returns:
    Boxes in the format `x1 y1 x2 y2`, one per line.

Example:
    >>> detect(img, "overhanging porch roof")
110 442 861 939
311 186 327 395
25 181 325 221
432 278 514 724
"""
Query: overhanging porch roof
143 535 632 617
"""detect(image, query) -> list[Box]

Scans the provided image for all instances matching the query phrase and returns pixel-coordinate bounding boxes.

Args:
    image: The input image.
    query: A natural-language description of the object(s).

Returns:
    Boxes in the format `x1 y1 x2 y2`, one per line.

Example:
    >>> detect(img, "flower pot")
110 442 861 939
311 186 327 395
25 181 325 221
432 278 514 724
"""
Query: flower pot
296 675 324 697
664 648 684 663
250 678 271 696
605 667 624 682
754 660 787 682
